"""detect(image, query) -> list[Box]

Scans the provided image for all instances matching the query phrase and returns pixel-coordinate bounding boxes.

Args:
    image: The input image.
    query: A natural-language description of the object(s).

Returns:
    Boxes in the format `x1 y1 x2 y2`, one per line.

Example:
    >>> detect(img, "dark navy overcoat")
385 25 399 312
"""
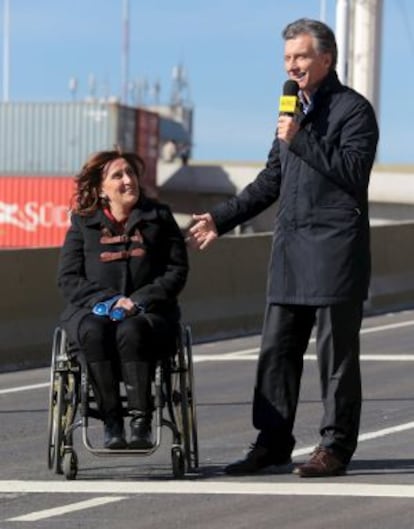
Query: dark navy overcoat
211 71 379 305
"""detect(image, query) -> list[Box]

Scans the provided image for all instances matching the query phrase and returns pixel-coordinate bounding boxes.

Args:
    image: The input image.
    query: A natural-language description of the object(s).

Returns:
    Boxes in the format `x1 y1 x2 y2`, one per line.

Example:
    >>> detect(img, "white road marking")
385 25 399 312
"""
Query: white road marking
0 421 413 500
196 318 414 362
2 317 414 394
3 419 414 519
1 316 414 522
195 353 414 363
357 355 414 361
292 420 414 457
0 382 49 395
7 496 127 522
361 319 414 334
2 480 414 499
358 420 414 442
2 355 414 393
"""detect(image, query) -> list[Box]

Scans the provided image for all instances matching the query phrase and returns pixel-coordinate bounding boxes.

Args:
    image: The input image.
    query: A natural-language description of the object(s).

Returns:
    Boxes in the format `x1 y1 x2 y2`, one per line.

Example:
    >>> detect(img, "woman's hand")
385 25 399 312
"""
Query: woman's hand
113 297 138 316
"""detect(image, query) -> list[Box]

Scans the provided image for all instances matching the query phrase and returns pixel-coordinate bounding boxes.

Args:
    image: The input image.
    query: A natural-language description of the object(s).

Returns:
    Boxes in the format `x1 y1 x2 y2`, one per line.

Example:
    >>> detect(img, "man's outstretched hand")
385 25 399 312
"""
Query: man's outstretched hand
187 213 218 250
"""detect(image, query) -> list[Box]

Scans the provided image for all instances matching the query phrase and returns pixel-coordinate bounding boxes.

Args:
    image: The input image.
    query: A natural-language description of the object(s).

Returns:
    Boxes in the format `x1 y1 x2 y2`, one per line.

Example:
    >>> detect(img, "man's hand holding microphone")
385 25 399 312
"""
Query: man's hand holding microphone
277 79 300 144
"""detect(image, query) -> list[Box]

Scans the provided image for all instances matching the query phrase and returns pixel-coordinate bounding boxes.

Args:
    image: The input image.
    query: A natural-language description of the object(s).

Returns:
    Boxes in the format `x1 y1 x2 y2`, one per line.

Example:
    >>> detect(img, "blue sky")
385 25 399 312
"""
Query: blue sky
2 0 414 163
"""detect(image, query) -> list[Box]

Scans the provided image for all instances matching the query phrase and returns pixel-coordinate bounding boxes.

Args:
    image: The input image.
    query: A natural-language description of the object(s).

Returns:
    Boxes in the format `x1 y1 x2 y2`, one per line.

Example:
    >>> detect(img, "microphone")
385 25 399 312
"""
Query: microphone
279 80 300 116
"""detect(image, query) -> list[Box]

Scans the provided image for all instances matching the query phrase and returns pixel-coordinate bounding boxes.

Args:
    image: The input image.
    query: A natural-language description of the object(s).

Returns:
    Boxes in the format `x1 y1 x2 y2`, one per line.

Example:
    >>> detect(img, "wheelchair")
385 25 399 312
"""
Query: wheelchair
46 323 199 480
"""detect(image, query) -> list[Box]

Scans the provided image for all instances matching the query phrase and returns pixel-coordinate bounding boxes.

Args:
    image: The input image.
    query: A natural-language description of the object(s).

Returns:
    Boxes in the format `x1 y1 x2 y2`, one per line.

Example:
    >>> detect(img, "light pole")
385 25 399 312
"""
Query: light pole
351 0 383 116
2 0 10 102
121 0 130 105
320 0 327 22
335 0 350 84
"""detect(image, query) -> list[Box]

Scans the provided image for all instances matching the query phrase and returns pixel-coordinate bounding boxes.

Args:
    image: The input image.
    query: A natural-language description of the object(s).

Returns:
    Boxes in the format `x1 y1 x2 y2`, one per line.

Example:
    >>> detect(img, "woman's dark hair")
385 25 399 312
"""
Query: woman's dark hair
71 148 146 215
282 18 337 70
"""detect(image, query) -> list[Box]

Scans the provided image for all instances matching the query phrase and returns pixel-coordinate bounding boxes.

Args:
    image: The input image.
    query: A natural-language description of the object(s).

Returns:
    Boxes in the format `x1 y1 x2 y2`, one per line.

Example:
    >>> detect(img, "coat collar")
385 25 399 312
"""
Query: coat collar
83 197 158 232
297 70 342 124
314 70 342 97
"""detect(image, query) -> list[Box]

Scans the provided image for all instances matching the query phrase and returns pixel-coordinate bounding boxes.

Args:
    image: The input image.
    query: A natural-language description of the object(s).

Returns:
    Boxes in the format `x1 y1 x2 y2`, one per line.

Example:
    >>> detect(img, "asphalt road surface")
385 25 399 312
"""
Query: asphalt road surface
2 309 414 528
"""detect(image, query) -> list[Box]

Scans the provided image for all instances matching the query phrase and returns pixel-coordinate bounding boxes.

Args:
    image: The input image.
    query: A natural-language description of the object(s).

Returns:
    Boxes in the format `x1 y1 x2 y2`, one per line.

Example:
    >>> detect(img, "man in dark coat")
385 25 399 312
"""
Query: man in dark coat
188 18 379 477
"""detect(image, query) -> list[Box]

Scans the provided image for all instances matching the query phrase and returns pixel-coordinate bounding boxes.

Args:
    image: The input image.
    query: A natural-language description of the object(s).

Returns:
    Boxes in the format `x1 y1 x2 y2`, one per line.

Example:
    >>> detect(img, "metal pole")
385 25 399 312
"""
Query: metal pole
335 0 350 84
351 0 383 116
320 0 327 22
372 0 383 116
3 0 10 101
121 0 130 104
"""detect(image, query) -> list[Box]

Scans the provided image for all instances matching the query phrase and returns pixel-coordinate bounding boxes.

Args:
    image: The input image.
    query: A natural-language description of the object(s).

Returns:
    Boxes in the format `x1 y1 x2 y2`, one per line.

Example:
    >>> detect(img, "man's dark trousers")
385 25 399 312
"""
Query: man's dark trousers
253 301 363 463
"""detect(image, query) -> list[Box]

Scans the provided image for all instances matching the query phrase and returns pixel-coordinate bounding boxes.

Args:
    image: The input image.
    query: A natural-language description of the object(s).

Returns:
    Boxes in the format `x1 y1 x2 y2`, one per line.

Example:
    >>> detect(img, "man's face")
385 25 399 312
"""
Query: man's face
284 33 332 97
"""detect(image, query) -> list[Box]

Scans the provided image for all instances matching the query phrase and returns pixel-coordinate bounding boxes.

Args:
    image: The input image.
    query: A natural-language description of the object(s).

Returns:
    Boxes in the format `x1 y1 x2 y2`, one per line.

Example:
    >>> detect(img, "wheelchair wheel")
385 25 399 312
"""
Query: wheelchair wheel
47 327 77 475
175 325 199 472
63 449 78 480
47 370 65 474
47 328 65 473
171 446 185 479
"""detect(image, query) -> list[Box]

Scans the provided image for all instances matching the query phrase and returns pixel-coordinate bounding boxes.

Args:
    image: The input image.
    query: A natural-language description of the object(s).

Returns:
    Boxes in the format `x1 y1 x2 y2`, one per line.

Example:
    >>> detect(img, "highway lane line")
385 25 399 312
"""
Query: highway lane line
3 480 414 499
2 317 414 394
0 382 48 395
195 318 414 362
194 320 414 362
195 353 414 362
4 420 414 519
7 496 127 522
291 420 414 457
358 420 414 442
2 353 414 394
361 319 414 334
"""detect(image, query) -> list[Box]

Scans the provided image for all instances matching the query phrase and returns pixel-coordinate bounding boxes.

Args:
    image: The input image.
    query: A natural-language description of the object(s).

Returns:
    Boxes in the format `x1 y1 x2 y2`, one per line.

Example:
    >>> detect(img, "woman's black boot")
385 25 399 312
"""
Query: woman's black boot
121 361 153 449
88 361 127 449
103 415 127 449
129 411 153 449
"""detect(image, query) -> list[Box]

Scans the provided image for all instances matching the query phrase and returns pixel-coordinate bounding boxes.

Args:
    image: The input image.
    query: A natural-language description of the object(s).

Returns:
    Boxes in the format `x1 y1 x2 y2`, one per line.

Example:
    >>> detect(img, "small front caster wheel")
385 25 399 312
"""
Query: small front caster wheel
63 450 78 480
171 446 185 479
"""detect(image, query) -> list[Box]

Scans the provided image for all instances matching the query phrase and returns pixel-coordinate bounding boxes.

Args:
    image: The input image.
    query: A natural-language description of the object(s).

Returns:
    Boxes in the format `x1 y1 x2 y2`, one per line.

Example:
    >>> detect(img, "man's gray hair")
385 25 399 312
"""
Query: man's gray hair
282 18 337 70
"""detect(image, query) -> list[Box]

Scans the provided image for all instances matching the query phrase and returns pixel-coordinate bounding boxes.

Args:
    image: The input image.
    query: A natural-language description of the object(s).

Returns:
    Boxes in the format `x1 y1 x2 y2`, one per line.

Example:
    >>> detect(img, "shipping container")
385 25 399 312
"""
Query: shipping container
158 116 191 145
0 101 159 177
0 102 200 247
136 108 159 198
0 176 73 248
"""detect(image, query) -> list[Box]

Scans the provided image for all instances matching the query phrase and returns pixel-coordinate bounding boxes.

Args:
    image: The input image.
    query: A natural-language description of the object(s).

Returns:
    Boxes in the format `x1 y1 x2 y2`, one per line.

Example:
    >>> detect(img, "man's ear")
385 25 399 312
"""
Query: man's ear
323 52 333 71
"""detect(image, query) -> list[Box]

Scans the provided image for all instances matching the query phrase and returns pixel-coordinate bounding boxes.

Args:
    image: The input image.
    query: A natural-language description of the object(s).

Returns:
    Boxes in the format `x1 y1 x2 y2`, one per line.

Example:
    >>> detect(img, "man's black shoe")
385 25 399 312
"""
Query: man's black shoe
224 444 292 475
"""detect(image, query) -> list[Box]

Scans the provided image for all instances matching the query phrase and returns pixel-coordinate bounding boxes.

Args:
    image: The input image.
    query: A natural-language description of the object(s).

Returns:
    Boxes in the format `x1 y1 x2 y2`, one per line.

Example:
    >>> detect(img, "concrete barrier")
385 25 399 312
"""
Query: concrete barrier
0 248 64 372
367 222 414 311
158 163 414 230
2 222 414 372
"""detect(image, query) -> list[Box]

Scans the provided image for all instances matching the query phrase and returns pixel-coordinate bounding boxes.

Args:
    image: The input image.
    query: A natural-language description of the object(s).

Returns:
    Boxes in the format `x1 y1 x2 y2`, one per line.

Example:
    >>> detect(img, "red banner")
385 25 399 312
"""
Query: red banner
0 176 74 248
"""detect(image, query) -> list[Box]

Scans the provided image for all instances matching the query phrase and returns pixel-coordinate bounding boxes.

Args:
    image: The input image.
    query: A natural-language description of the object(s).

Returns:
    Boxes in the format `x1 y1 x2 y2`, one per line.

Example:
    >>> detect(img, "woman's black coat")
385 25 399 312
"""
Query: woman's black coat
57 197 189 344
211 71 379 305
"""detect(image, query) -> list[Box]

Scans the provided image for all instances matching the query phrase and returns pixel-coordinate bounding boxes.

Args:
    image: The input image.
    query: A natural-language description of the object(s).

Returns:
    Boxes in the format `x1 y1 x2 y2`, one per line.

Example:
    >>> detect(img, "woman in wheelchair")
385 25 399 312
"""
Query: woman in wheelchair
57 148 189 450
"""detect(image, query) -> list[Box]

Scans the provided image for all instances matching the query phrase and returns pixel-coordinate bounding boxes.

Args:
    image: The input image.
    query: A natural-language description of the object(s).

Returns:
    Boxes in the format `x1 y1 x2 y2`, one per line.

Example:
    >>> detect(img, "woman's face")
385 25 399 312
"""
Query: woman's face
100 157 140 213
